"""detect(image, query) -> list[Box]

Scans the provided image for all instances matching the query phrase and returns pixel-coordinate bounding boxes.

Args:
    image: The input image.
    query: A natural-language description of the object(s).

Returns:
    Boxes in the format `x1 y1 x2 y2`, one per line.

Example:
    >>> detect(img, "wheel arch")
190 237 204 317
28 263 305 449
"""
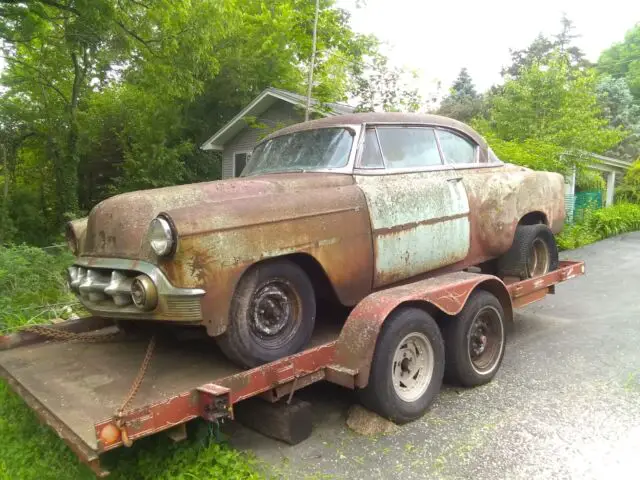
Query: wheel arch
518 210 549 226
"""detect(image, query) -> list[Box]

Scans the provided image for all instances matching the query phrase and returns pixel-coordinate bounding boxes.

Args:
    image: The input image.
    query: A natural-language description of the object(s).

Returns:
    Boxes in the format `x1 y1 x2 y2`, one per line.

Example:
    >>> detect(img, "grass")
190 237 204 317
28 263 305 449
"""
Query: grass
0 380 262 479
0 245 262 479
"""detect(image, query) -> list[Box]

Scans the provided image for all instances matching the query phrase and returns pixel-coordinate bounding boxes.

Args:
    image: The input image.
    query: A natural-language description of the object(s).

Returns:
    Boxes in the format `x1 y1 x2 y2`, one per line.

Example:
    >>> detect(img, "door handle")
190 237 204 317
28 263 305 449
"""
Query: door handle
447 176 463 182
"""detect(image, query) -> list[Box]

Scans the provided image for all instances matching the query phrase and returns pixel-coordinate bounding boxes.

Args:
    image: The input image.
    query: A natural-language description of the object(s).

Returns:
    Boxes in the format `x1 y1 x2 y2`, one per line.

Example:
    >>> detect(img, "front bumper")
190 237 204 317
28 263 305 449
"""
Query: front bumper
68 257 205 322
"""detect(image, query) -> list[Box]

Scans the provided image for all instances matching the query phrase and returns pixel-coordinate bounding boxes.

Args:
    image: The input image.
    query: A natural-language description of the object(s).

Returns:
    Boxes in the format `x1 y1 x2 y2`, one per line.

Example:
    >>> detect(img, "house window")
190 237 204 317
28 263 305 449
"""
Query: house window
234 152 249 177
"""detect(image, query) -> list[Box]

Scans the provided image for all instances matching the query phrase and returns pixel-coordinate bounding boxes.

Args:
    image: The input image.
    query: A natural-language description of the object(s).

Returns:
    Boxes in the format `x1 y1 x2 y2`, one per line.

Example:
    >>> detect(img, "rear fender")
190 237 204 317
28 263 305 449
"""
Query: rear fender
333 272 512 388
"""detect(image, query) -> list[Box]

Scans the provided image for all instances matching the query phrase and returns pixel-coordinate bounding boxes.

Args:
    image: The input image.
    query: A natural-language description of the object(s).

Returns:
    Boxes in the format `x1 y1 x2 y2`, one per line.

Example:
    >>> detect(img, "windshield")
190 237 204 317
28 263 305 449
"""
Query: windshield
242 127 354 176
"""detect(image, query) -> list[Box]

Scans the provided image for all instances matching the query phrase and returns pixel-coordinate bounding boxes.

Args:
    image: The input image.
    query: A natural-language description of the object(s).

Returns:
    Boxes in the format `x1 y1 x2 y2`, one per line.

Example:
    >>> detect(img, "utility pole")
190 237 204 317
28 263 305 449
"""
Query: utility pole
305 0 320 122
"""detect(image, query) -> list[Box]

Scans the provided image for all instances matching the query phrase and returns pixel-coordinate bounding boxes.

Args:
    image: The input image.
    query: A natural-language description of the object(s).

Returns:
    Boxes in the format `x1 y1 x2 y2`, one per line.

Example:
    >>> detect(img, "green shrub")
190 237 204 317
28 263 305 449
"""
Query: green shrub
0 245 76 332
556 202 640 250
616 160 640 203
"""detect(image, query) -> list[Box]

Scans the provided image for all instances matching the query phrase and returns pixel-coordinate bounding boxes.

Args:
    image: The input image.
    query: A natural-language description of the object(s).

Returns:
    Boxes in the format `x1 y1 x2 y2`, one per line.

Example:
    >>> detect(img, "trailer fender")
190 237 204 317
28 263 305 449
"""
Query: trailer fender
333 271 512 389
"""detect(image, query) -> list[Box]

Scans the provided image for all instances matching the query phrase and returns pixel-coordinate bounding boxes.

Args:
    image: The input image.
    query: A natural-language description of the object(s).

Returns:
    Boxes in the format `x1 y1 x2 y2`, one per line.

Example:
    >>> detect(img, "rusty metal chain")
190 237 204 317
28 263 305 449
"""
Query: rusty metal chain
116 334 156 418
24 324 123 343
24 322 157 447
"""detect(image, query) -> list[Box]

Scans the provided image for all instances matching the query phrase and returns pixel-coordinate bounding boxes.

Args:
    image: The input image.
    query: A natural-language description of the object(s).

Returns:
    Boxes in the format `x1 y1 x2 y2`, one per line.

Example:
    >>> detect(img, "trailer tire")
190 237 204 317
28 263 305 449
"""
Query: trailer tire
216 259 316 368
498 224 558 279
358 307 445 424
443 290 506 387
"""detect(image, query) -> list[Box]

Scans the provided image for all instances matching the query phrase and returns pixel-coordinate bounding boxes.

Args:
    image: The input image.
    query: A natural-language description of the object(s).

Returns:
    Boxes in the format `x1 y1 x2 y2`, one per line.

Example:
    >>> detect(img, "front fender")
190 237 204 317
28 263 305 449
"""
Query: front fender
160 185 374 336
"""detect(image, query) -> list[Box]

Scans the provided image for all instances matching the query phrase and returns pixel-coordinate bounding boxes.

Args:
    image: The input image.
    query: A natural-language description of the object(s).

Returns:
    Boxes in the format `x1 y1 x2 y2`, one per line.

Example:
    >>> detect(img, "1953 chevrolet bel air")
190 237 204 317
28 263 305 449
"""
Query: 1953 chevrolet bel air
65 112 565 367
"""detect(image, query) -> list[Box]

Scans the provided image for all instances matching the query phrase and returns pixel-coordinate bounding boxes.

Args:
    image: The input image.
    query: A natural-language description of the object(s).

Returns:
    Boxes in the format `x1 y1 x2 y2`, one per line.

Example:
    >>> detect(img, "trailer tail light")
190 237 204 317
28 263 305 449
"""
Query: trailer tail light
98 423 121 446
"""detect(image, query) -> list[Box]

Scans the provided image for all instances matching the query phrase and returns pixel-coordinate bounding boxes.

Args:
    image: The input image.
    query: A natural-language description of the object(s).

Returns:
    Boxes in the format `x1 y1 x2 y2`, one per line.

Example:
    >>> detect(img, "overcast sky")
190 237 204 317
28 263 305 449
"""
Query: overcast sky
340 0 640 97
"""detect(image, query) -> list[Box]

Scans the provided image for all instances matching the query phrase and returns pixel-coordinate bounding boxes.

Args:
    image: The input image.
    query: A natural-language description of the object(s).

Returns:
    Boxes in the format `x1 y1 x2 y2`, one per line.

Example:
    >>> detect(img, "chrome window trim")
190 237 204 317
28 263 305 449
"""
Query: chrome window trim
354 163 453 176
451 162 505 170
355 124 386 170
73 257 205 297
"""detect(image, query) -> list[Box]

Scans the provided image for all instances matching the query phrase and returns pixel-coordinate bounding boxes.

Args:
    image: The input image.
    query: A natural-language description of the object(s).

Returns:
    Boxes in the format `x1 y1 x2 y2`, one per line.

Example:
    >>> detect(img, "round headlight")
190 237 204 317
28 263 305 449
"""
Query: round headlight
149 217 175 256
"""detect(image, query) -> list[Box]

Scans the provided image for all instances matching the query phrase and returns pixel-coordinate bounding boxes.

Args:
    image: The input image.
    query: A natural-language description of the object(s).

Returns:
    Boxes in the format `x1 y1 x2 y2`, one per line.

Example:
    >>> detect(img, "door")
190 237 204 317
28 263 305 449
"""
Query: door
354 126 470 288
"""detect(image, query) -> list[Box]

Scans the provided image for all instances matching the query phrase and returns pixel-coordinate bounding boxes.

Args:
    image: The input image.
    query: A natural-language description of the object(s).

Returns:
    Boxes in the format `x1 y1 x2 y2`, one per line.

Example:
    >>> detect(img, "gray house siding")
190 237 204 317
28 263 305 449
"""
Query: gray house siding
222 101 305 179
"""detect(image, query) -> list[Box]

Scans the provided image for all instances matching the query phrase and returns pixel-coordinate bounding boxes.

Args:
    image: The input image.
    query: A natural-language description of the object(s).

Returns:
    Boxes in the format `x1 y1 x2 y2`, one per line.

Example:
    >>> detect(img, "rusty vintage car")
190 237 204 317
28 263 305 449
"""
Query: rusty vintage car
65 112 565 367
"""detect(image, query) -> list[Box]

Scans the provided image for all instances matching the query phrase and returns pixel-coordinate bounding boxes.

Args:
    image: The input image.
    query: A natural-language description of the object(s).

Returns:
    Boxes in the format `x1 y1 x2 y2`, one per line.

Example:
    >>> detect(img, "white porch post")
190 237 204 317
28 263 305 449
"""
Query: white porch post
606 171 616 206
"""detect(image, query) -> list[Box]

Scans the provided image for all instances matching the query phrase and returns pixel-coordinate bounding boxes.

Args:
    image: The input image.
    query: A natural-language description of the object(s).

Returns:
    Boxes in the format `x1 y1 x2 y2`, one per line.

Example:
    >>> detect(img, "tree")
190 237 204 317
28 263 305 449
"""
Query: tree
352 53 422 112
477 53 625 174
501 15 590 79
596 75 640 161
598 23 640 101
0 0 383 244
437 68 485 122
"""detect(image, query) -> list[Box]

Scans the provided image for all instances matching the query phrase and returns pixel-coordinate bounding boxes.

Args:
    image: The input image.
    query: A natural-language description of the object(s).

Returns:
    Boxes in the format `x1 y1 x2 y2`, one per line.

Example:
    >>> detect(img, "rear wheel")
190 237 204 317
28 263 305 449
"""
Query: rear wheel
443 290 506 387
358 307 445 424
498 224 558 279
216 259 316 368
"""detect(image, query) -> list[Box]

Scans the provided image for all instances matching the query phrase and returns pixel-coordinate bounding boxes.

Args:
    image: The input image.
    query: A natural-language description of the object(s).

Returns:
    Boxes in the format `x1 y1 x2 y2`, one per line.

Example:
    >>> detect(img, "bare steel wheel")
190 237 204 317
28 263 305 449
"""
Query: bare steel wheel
467 305 504 375
358 307 445 424
248 279 301 349
216 259 316 368
527 238 551 278
392 332 435 402
444 290 506 387
498 224 559 279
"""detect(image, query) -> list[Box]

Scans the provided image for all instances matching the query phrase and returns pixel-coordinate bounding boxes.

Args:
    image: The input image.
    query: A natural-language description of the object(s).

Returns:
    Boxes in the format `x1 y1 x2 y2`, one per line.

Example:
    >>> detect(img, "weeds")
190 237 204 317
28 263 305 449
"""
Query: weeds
0 245 261 479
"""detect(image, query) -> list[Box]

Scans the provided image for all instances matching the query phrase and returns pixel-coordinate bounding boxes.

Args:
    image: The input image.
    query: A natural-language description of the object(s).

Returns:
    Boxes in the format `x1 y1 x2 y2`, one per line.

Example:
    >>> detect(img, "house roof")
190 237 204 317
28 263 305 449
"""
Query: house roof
200 87 355 151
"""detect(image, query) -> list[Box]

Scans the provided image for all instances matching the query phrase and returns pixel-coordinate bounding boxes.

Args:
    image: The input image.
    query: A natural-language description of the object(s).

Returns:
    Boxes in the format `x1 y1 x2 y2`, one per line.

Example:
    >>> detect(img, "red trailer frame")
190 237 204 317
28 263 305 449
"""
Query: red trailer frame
0 261 584 477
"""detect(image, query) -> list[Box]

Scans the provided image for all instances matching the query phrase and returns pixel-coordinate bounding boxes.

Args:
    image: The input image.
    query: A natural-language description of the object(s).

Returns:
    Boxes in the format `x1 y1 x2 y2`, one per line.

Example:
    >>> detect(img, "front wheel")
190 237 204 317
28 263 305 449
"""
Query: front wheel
216 259 316 368
358 307 445 424
498 224 559 279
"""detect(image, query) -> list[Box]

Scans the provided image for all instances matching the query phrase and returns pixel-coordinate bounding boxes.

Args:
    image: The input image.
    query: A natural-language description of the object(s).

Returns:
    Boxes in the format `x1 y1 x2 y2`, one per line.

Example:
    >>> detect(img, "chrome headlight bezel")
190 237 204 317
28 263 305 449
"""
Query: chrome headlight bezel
148 215 176 257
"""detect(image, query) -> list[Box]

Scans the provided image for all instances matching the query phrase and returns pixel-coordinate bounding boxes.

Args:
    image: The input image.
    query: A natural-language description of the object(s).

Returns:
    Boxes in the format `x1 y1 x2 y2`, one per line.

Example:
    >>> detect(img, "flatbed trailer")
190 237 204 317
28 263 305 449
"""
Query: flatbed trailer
0 261 584 477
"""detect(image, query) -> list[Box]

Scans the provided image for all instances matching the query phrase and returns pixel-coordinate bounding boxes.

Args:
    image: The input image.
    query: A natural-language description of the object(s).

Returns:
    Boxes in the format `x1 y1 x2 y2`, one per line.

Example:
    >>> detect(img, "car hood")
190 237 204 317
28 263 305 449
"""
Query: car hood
80 173 353 259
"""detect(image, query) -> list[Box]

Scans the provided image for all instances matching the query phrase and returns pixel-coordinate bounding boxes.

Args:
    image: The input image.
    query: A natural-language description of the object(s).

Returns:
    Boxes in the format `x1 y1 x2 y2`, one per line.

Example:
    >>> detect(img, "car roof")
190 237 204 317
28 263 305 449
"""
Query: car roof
263 112 488 148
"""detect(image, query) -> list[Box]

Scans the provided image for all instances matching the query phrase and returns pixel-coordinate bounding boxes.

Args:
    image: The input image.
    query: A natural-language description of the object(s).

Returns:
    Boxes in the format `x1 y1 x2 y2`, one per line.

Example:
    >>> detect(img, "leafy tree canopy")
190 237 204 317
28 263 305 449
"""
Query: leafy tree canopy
1 0 408 245
598 23 640 101
476 53 625 174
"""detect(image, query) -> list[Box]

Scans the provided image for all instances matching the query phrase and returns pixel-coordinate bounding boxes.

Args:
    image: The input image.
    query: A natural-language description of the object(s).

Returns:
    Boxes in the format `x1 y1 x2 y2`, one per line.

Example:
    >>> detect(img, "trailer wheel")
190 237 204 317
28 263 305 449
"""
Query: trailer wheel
358 307 445 424
216 259 316 368
498 224 558 279
443 290 506 387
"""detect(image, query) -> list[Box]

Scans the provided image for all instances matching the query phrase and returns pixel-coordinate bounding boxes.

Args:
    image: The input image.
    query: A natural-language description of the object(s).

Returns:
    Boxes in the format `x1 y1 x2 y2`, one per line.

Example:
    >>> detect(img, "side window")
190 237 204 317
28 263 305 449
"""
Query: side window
376 127 442 169
359 128 385 168
437 130 476 164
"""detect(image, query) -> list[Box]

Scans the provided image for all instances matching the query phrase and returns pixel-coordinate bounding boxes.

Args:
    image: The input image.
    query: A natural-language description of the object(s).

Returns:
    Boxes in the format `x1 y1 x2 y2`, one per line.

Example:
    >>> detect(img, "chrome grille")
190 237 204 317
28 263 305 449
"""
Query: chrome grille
69 266 136 306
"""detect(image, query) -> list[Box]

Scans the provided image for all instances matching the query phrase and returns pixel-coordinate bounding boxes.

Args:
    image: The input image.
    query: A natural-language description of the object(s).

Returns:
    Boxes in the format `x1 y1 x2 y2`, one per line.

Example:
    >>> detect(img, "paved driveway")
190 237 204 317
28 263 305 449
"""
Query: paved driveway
229 233 640 479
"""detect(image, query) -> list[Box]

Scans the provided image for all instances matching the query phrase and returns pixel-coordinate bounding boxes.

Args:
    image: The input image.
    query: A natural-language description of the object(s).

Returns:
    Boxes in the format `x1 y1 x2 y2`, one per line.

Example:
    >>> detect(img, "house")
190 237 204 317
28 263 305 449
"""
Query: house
563 153 632 222
200 87 354 179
